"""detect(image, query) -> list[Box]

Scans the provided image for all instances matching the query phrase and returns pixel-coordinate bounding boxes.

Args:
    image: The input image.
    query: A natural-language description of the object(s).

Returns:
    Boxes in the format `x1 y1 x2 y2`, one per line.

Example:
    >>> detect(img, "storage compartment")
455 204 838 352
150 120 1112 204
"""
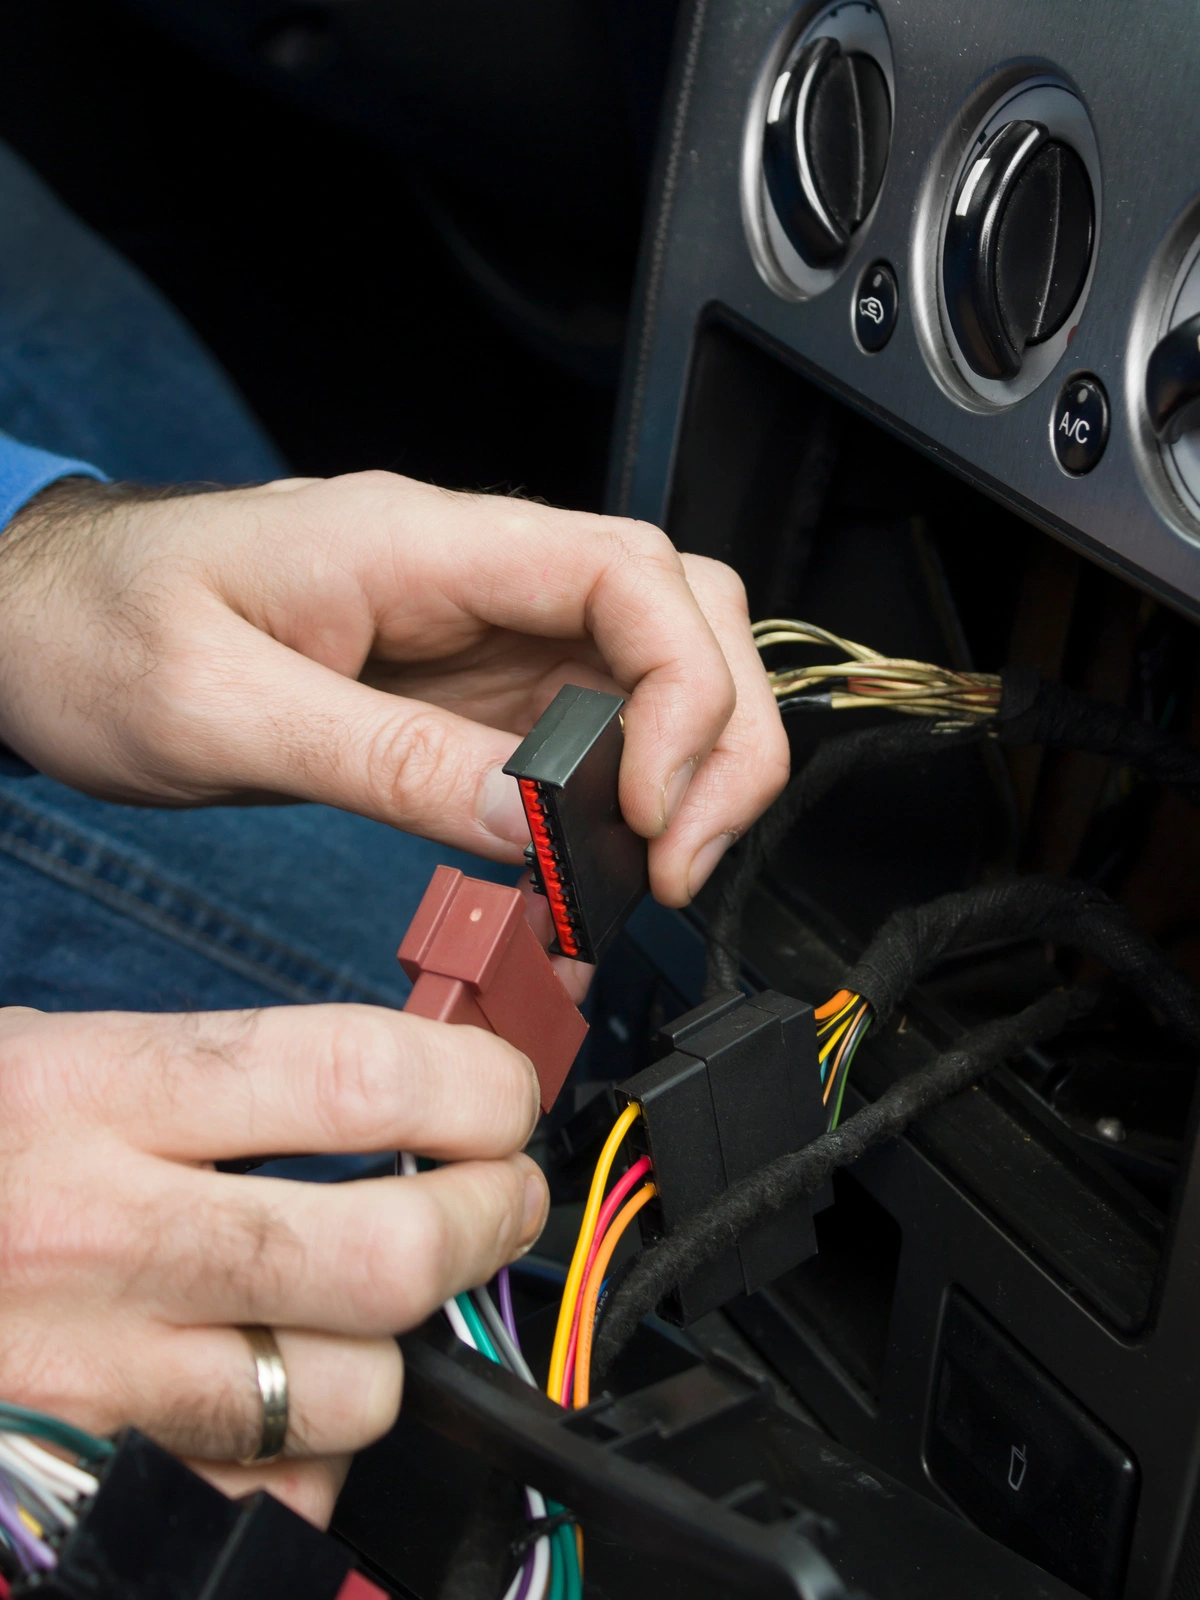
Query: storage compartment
665 313 1200 1329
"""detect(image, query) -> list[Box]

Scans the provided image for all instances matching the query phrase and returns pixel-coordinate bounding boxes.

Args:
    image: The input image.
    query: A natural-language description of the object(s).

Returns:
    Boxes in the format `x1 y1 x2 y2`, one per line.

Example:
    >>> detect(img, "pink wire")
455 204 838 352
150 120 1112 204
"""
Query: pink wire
559 1154 652 1403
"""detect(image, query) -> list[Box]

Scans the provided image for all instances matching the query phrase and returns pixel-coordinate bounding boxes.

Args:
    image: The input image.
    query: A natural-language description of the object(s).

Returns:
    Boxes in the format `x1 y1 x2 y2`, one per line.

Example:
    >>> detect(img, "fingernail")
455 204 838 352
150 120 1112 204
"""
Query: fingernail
478 765 529 847
523 1057 542 1144
686 831 737 900
661 759 697 834
519 1171 549 1250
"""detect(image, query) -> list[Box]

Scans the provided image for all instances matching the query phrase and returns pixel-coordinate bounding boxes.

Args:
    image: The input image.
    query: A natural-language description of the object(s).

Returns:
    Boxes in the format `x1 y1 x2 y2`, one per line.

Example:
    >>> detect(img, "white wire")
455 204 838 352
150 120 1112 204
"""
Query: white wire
403 1146 552 1600
0 1437 79 1528
501 1486 552 1600
441 1295 479 1350
0 1435 77 1514
1 1436 98 1499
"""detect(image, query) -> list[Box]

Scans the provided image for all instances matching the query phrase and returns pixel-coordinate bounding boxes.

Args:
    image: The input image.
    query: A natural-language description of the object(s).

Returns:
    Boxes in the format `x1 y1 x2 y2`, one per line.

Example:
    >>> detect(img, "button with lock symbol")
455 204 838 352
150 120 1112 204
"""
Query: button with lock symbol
852 259 899 352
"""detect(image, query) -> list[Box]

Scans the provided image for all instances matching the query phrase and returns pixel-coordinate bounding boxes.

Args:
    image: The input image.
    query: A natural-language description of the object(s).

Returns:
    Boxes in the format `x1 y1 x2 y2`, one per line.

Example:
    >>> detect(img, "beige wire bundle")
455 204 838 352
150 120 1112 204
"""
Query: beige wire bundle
753 617 1000 724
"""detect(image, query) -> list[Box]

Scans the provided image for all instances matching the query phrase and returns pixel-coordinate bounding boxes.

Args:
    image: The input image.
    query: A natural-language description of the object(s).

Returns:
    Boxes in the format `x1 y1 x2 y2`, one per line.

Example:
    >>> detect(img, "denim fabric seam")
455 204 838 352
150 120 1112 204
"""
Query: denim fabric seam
0 793 406 1008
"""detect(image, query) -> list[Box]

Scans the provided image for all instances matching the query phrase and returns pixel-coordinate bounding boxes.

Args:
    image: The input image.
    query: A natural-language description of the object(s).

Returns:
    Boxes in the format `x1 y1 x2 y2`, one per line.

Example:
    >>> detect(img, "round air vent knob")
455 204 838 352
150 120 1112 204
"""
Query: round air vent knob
943 120 1094 380
1146 312 1200 443
763 35 891 268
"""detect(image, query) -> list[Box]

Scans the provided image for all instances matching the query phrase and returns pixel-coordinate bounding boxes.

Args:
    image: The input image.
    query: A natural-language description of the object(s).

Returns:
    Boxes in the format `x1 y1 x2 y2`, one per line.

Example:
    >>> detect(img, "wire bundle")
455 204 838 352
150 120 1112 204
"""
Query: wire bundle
593 987 1092 1380
401 1150 587 1600
441 1103 656 1600
547 1104 655 1412
815 989 872 1129
753 618 1001 724
0 1405 110 1584
441 1271 578 1600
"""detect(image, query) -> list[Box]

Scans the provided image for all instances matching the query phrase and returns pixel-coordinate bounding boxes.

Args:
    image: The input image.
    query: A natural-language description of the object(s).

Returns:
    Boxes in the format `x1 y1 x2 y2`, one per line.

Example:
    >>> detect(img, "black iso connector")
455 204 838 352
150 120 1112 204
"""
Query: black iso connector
617 989 829 1325
31 1430 387 1600
504 685 649 964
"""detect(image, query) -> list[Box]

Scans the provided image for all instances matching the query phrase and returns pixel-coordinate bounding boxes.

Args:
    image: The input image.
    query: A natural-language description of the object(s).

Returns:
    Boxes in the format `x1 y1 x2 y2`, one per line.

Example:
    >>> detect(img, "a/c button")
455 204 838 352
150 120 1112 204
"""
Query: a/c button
1052 373 1109 475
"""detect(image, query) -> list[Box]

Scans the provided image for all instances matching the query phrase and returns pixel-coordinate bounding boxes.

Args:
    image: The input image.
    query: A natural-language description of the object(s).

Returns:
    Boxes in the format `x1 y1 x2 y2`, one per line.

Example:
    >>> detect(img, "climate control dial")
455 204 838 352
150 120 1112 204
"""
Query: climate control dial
943 120 1094 381
1146 313 1200 444
762 35 891 268
1142 240 1200 521
749 3 893 297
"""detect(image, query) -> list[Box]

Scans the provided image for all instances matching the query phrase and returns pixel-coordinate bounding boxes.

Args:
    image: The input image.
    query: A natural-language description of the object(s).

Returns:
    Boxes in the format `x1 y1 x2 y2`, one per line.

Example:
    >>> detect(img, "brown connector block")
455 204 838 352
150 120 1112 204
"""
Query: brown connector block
398 865 588 1113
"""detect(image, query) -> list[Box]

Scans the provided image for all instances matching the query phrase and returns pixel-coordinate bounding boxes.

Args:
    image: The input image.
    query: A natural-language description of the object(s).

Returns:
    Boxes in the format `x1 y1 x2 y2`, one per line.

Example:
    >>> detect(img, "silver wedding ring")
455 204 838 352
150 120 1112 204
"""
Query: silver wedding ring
240 1325 289 1463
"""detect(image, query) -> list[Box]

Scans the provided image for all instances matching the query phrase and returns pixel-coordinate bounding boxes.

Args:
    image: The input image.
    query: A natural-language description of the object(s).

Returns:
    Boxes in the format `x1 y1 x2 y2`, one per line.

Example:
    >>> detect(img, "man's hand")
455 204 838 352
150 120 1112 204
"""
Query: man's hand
0 1001 547 1526
0 474 789 905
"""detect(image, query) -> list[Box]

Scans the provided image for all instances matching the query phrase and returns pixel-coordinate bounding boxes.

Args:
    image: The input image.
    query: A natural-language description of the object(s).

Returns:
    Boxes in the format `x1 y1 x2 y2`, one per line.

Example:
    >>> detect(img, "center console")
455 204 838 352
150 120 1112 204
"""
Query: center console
600 5 1200 1598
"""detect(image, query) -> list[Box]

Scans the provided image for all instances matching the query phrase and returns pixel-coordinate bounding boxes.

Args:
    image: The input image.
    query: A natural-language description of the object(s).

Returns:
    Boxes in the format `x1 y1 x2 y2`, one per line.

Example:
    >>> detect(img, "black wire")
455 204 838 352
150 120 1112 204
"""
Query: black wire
996 669 1200 803
704 720 986 994
842 874 1200 1051
711 670 1200 997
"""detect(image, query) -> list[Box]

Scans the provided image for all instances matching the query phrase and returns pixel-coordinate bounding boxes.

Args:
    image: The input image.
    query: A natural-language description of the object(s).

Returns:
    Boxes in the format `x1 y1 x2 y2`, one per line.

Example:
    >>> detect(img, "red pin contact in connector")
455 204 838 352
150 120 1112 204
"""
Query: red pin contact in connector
398 865 588 1114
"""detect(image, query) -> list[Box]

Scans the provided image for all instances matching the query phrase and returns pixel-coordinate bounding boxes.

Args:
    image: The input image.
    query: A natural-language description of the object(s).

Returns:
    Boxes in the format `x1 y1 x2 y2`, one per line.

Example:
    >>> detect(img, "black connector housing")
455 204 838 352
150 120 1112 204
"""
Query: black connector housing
617 989 828 1324
504 684 648 964
31 1430 383 1600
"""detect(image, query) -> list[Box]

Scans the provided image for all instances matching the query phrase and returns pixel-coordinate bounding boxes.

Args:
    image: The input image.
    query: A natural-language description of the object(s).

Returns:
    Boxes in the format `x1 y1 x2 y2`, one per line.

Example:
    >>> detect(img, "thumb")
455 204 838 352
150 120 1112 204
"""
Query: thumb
153 620 533 860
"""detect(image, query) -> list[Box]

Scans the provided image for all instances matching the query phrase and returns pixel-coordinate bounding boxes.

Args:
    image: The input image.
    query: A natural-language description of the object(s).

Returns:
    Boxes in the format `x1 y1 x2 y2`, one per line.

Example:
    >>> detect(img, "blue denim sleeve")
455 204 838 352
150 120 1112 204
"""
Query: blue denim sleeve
0 432 106 532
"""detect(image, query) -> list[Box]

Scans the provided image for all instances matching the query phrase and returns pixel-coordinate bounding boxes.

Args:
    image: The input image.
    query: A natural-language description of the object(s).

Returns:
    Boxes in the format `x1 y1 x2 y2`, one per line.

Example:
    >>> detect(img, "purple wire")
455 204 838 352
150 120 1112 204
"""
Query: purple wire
0 1471 54 1570
510 1486 542 1600
497 1266 521 1348
496 1271 537 1600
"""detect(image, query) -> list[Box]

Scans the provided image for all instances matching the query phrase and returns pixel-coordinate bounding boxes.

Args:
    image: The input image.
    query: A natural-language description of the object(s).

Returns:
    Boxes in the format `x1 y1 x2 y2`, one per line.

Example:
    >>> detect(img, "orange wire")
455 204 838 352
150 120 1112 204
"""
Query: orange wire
572 1183 657 1409
817 993 857 1036
548 1102 641 1402
814 988 854 1021
823 1002 868 1104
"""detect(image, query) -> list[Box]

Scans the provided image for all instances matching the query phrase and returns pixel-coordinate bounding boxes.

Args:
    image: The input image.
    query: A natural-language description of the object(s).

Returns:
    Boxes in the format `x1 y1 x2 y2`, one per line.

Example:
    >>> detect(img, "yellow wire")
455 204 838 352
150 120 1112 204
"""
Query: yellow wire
818 1012 854 1064
572 1182 657 1409
823 1002 869 1104
547 1101 642 1402
17 1505 42 1538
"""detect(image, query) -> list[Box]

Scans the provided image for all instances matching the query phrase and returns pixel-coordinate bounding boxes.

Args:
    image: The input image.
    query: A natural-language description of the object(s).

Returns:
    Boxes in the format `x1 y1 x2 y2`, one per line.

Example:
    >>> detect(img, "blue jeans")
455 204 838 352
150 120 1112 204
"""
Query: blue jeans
0 143 517 1166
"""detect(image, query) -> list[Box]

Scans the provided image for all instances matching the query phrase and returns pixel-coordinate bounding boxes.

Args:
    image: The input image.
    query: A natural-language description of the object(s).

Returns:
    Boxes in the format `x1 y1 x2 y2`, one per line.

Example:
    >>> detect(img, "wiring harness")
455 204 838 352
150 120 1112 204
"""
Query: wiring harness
421 649 1200 1595
591 988 1090 1378
423 1108 654 1600
590 871 1200 1379
708 630 1200 995
0 1406 109 1587
755 618 1000 723
754 615 1200 806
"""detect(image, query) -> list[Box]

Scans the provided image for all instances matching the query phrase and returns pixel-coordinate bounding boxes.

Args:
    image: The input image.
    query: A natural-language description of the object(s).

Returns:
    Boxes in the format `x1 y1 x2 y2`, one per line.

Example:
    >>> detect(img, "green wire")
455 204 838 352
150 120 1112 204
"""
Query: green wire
830 1060 851 1129
558 1522 582 1600
454 1294 501 1364
455 1305 582 1598
0 1403 114 1463
545 1526 565 1600
544 1499 581 1600
829 1014 871 1130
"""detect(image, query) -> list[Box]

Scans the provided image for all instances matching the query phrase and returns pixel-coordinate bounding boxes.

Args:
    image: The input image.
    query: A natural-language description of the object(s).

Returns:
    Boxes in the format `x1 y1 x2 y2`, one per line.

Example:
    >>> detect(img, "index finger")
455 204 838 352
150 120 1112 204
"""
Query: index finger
13 1006 541 1163
364 481 740 843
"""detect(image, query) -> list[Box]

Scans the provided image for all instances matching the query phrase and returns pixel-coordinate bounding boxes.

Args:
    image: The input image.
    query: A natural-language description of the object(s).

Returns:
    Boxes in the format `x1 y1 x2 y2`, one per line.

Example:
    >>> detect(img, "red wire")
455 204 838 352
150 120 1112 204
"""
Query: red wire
559 1154 652 1402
